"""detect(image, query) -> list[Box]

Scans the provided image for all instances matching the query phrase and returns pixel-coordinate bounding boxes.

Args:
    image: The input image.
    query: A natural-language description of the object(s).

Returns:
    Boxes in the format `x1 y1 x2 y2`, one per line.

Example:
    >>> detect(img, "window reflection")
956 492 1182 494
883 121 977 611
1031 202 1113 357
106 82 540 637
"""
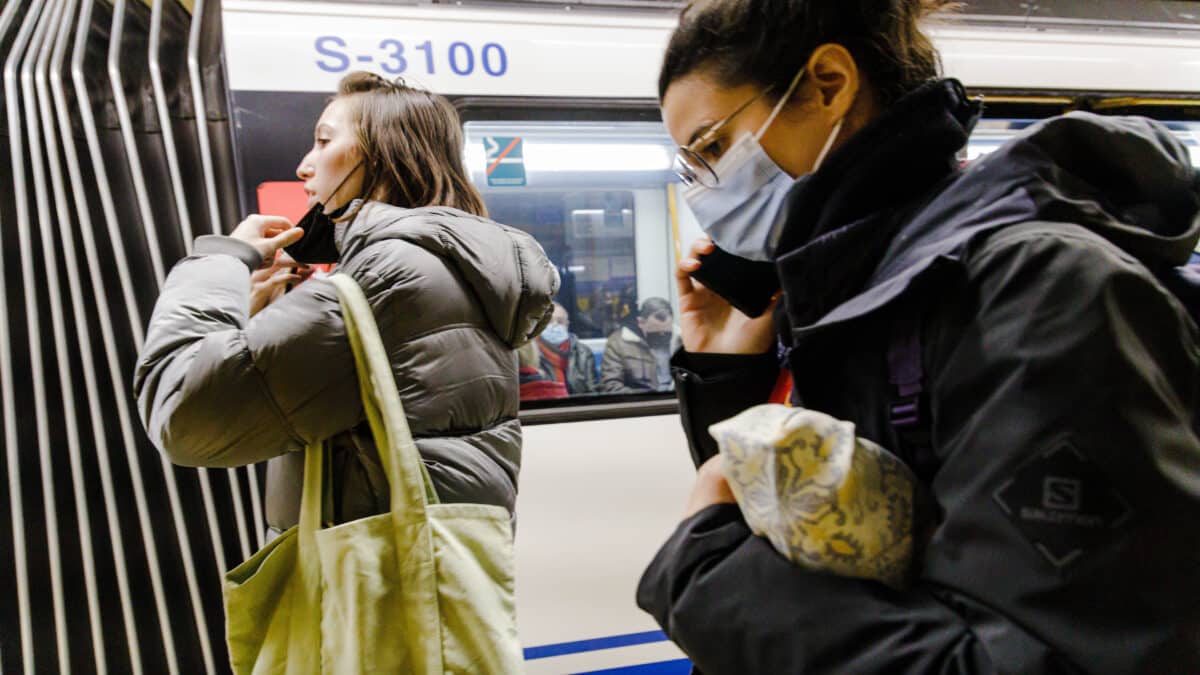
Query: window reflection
484 190 639 341
463 121 682 404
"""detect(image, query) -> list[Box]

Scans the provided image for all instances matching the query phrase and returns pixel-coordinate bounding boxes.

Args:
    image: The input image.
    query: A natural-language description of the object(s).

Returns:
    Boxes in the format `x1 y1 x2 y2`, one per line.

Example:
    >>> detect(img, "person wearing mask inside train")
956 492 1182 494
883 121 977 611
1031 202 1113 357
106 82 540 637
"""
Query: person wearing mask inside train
636 0 1200 672
601 297 678 393
537 301 598 395
134 72 558 539
518 339 569 401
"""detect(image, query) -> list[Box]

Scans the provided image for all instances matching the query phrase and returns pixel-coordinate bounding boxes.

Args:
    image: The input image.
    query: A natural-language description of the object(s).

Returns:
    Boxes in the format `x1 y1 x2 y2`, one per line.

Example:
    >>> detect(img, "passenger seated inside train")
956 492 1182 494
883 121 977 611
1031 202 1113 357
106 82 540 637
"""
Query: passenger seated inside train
518 339 569 401
601 297 679 393
534 301 599 395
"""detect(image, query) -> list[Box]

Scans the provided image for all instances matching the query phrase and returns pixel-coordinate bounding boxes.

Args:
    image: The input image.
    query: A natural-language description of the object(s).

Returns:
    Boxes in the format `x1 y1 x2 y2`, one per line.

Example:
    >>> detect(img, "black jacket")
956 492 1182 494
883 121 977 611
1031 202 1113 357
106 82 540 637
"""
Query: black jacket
637 80 1200 674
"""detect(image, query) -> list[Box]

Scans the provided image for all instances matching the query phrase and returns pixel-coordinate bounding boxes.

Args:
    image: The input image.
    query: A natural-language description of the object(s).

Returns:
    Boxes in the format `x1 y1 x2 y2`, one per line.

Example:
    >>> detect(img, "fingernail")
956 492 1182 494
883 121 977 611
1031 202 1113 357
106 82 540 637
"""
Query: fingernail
682 259 700 271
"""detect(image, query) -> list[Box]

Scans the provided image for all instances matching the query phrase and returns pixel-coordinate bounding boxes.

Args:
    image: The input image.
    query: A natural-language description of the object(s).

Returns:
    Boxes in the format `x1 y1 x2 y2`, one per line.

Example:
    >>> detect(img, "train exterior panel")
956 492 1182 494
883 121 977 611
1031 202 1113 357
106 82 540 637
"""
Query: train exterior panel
219 3 1200 672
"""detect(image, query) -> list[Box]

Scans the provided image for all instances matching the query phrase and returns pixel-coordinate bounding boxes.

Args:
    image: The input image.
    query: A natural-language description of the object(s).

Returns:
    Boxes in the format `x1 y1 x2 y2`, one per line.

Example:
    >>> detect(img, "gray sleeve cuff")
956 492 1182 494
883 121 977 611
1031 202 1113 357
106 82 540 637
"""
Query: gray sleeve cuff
194 235 263 271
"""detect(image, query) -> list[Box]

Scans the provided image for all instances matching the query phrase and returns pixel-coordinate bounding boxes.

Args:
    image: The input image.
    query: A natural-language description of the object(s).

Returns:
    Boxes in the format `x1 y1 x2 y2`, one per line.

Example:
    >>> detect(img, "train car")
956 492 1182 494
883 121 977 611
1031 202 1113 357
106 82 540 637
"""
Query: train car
221 2 1200 672
0 0 1198 672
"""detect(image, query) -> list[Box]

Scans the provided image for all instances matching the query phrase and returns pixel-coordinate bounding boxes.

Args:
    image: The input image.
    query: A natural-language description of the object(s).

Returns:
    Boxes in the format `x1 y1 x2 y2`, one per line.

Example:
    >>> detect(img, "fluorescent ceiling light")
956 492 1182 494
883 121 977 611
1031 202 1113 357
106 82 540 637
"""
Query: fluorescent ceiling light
465 142 674 173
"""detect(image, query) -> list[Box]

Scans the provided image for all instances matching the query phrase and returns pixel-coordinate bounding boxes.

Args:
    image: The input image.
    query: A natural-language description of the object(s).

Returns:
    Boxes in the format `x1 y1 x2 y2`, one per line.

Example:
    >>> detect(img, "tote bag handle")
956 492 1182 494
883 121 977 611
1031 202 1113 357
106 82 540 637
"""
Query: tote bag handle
298 274 440 545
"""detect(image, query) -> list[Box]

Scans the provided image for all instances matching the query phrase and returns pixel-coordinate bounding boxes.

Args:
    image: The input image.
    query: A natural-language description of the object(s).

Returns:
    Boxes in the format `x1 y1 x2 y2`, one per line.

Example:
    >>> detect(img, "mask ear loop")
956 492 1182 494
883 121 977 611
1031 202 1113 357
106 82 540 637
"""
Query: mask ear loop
763 114 844 254
811 117 844 172
752 65 845 173
753 67 808 142
319 160 365 214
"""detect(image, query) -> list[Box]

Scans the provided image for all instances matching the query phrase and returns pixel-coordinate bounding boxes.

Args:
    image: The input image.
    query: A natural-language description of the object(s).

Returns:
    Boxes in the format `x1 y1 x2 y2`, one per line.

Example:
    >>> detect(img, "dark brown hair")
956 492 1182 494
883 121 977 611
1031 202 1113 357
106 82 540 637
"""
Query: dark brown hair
658 0 956 108
336 72 486 218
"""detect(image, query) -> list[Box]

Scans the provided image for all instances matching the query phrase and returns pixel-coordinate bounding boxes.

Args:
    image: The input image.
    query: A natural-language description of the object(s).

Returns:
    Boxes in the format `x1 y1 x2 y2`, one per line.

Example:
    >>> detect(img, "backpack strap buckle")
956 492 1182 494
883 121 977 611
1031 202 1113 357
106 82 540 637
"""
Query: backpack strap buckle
888 316 924 429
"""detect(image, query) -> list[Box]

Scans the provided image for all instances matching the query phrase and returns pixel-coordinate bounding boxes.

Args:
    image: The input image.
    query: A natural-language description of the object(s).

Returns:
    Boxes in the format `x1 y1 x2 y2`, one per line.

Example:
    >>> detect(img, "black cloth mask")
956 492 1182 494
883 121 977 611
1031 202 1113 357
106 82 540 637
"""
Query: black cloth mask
285 201 352 264
285 161 364 264
645 332 673 349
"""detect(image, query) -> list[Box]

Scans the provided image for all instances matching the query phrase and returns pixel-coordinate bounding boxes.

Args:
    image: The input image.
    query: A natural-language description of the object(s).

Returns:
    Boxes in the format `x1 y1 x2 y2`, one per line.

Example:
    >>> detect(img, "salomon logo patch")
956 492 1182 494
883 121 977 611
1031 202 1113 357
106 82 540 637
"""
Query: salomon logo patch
993 440 1132 569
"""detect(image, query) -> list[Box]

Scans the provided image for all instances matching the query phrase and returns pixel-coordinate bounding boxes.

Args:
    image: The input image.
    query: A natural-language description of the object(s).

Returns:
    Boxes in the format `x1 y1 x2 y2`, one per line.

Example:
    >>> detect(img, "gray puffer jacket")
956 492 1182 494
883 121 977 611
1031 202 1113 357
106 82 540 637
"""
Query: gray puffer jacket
134 202 559 530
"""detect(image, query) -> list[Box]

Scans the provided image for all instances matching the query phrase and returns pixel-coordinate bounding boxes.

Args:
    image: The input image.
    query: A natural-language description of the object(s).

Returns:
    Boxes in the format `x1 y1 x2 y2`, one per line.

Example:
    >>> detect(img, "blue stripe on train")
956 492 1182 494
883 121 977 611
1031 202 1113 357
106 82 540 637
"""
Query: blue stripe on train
524 630 670 660
574 658 692 675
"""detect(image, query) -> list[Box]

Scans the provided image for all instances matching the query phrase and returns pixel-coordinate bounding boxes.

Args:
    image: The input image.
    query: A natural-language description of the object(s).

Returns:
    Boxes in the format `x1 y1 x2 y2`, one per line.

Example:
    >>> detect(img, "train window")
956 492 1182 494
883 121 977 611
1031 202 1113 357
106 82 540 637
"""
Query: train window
469 114 1200 412
462 121 692 405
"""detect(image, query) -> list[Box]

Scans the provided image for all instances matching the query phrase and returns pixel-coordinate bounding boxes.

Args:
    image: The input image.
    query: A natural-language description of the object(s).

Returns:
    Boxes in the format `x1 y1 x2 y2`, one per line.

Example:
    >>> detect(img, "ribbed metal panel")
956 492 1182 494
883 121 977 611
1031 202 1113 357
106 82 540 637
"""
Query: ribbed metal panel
0 0 250 672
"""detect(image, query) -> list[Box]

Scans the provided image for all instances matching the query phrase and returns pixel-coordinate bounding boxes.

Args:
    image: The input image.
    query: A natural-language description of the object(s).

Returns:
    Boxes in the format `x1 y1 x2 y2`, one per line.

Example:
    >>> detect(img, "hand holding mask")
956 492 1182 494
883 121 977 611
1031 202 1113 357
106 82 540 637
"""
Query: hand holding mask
230 214 306 264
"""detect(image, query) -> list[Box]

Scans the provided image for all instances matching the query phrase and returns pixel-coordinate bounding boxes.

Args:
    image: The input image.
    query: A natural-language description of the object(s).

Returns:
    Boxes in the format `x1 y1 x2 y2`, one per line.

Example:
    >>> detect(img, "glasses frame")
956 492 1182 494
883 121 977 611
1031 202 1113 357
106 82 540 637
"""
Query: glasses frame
673 84 776 188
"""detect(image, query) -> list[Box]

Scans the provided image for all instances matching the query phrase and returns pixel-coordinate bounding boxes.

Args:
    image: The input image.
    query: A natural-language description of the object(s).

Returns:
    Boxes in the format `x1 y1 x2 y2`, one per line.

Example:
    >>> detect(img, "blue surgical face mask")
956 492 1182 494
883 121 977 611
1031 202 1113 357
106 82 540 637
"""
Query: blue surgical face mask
683 69 844 262
540 323 569 346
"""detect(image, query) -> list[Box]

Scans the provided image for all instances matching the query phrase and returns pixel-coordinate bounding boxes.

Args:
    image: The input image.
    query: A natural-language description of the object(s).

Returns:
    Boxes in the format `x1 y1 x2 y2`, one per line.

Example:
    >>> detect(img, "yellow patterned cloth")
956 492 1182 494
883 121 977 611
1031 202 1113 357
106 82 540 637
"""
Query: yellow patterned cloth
710 404 919 589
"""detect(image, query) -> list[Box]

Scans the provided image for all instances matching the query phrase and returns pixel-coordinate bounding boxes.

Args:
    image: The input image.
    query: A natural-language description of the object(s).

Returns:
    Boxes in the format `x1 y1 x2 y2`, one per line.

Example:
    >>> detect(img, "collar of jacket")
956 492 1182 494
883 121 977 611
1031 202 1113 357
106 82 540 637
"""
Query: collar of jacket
780 115 1200 346
621 326 645 344
333 199 365 254
771 79 980 331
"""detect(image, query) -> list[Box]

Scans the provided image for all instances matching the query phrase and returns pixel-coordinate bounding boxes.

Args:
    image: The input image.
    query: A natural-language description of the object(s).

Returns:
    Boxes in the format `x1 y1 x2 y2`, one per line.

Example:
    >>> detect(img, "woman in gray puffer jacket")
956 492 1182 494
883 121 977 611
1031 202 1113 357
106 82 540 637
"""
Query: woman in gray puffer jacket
133 72 558 533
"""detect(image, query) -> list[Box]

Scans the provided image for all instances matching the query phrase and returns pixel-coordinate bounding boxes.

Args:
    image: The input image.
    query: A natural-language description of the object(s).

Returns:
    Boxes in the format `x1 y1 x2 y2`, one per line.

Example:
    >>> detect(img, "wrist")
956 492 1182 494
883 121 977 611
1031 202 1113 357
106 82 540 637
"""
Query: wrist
195 235 263 271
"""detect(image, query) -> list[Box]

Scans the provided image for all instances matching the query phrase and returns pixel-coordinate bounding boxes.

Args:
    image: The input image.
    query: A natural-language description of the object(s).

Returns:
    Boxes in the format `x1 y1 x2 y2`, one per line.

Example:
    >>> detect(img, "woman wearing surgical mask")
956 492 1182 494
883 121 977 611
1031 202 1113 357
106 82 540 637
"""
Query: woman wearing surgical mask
134 72 558 539
638 0 1200 672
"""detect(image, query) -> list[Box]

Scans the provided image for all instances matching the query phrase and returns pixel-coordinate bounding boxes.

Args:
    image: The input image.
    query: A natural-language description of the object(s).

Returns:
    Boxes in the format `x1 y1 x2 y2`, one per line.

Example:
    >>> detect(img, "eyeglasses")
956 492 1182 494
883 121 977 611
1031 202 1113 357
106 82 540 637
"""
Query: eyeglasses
673 84 776 189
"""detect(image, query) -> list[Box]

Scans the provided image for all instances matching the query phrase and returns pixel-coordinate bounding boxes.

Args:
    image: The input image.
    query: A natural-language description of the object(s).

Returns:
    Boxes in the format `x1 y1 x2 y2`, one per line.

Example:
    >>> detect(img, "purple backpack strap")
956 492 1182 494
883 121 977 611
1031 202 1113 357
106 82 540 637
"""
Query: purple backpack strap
887 316 924 429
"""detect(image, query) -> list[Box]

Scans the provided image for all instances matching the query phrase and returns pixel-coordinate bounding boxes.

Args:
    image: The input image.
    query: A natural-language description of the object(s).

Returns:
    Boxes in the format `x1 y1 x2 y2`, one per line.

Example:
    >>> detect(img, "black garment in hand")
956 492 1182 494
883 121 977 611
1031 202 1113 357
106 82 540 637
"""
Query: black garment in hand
285 201 352 264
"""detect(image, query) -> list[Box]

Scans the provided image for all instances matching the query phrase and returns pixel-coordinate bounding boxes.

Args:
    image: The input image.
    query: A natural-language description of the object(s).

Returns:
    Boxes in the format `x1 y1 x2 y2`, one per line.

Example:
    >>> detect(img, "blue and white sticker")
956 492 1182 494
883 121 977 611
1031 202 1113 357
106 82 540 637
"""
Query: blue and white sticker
485 137 527 187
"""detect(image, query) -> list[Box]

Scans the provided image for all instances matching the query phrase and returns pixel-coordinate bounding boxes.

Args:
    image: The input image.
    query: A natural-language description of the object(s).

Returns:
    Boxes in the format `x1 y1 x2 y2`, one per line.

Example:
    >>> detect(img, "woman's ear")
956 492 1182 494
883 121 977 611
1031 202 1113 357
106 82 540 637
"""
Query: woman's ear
806 44 861 122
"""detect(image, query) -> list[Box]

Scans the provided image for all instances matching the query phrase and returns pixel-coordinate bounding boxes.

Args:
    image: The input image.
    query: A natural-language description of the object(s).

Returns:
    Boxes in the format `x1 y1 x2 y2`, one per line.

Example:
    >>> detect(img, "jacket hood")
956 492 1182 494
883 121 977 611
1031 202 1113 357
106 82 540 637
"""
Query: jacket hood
338 203 560 347
779 81 1200 337
954 112 1200 266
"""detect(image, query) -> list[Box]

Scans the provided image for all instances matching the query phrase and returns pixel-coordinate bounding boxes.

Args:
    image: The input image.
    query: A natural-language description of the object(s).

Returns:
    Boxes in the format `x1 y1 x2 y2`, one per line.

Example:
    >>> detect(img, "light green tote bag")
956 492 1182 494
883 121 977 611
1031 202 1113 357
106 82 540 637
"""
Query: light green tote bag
223 273 524 674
